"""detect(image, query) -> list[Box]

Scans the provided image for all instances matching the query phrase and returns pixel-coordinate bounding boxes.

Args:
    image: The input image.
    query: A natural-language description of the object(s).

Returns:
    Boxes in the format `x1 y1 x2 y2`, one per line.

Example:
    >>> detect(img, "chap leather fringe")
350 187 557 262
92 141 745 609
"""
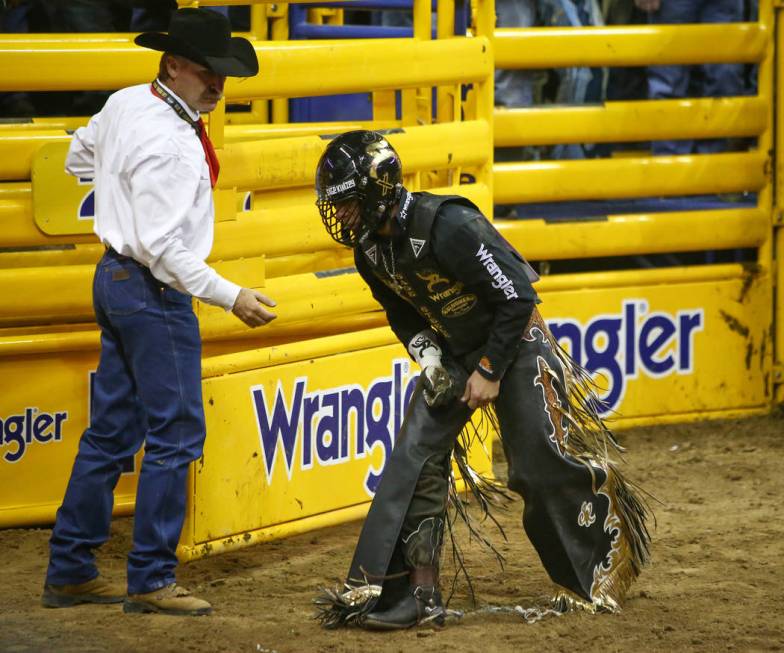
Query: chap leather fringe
528 311 653 613
314 582 382 629
312 416 509 629
315 320 652 626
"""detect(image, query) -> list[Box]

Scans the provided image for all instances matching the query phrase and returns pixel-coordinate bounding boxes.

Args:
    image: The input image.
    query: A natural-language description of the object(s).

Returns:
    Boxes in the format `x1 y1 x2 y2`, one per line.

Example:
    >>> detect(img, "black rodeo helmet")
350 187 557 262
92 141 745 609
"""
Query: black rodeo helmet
315 130 403 247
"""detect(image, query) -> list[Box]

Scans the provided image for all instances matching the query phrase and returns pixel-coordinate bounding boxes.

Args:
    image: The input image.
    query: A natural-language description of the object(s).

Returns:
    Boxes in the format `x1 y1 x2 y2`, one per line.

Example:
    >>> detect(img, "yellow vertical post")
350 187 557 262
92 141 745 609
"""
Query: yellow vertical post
410 0 433 190
434 0 456 185
320 7 343 25
399 3 422 127
208 98 225 149
249 3 269 123
372 90 398 122
413 0 433 128
371 1 398 124
772 0 784 402
758 0 774 246
436 0 456 125
474 0 495 215
371 4 398 125
269 2 289 124
250 4 268 36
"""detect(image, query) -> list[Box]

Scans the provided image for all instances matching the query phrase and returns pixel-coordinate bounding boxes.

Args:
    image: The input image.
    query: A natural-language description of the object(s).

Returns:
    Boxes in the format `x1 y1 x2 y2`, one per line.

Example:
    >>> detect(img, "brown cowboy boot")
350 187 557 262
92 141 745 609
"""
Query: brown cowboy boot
41 575 125 608
123 583 212 616
363 565 445 630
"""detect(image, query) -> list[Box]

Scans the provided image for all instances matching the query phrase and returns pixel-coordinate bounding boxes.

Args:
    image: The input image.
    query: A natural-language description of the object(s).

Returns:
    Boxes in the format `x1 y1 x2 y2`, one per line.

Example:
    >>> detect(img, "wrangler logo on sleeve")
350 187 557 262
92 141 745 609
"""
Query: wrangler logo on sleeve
476 243 519 300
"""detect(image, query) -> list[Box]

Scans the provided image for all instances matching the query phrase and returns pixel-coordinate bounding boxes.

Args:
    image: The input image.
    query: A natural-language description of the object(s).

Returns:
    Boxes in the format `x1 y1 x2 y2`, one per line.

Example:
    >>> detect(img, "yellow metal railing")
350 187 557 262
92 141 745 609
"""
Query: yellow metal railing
0 36 489 97
494 97 768 147
0 0 495 328
494 152 768 204
3 0 784 543
775 2 784 403
495 23 767 68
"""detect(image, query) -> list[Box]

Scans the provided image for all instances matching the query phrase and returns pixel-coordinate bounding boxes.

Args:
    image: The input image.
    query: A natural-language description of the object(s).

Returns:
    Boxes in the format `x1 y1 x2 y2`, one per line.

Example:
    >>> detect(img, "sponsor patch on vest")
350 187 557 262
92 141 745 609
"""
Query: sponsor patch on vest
416 270 452 293
441 293 478 318
364 244 378 265
429 282 463 302
410 237 426 258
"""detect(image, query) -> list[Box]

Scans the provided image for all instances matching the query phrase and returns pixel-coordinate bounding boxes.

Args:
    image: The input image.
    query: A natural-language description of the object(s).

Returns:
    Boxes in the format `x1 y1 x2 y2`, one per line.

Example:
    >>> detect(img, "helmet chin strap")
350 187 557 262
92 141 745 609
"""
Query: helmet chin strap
359 187 403 239
376 214 393 237
372 203 403 239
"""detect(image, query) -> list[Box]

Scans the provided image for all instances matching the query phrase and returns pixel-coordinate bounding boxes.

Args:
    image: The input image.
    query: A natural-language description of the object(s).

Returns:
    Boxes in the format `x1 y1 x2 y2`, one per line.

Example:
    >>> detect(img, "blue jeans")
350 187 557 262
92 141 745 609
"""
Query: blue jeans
494 0 537 108
46 249 206 595
538 0 605 159
648 0 745 154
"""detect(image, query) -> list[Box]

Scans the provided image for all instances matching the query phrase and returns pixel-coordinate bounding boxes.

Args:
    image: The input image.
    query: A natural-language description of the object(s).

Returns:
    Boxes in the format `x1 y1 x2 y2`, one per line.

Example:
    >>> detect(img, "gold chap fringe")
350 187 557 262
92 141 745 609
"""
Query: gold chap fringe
314 308 652 627
449 309 652 613
527 309 653 612
314 581 381 628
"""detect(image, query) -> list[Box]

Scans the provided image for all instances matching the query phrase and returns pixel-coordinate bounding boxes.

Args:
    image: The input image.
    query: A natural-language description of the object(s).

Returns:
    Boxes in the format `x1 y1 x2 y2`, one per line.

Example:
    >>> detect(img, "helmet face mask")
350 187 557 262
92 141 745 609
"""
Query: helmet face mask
315 130 403 247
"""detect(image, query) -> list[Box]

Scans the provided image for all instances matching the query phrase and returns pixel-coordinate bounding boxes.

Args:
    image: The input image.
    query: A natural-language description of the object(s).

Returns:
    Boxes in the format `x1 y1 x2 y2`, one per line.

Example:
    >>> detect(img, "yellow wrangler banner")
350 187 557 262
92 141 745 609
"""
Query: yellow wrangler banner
178 343 491 558
0 349 141 526
0 271 771 548
31 143 95 236
30 142 243 238
540 271 771 423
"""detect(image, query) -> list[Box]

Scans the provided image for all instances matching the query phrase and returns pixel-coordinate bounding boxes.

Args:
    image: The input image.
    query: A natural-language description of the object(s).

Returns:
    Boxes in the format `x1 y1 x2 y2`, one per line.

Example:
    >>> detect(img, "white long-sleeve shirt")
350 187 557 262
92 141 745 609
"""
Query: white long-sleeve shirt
66 80 241 310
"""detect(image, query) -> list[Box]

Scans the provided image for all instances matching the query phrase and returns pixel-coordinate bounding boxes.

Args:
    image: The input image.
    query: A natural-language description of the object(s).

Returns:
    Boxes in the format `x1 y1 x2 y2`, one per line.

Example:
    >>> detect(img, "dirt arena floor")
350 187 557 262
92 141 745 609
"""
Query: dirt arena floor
2 414 783 653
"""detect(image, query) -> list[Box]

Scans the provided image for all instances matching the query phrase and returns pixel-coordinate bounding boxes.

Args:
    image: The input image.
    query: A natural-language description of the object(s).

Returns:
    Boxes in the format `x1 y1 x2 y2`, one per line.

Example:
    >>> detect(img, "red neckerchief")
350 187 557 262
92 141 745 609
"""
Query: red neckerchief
150 79 220 188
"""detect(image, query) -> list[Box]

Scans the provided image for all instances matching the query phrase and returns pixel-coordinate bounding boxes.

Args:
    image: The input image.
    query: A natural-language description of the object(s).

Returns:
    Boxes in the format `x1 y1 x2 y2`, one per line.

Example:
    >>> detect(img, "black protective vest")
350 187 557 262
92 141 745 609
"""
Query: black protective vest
359 193 497 357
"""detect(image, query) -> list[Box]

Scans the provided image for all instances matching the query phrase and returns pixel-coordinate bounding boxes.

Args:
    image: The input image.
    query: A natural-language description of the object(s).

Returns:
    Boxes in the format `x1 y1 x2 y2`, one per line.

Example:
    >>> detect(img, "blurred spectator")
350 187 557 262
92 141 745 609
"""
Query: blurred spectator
538 0 606 159
603 0 648 102
130 0 177 33
593 0 649 157
495 1 537 110
227 5 251 32
0 1 219 118
41 1 135 116
743 0 758 96
0 0 48 117
494 0 537 218
636 0 745 155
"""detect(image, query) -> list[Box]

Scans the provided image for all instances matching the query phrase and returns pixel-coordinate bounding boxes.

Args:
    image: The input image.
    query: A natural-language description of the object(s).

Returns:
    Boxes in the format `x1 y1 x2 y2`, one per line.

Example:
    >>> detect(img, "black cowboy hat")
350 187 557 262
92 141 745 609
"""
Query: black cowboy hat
134 8 258 77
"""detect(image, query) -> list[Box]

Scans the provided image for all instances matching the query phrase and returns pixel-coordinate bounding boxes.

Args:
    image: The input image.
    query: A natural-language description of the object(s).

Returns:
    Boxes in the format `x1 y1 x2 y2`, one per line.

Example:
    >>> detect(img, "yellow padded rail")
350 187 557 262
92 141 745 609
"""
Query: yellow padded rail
0 36 492 97
495 97 768 147
494 152 767 204
496 209 769 261
218 121 491 190
495 23 768 69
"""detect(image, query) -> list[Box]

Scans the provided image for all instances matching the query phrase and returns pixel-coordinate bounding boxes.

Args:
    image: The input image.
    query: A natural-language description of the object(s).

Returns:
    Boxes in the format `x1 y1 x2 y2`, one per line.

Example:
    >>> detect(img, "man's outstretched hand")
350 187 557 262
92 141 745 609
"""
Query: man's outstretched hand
232 288 277 327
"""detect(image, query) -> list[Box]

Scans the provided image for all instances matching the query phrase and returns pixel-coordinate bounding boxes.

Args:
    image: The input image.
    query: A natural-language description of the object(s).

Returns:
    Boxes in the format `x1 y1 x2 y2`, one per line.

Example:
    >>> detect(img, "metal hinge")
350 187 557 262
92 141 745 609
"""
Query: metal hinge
267 3 288 17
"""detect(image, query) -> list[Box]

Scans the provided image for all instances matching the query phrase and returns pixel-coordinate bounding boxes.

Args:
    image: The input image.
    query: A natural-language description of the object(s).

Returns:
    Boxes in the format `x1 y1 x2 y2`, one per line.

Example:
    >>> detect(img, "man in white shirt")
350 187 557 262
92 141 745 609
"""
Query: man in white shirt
42 8 275 616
